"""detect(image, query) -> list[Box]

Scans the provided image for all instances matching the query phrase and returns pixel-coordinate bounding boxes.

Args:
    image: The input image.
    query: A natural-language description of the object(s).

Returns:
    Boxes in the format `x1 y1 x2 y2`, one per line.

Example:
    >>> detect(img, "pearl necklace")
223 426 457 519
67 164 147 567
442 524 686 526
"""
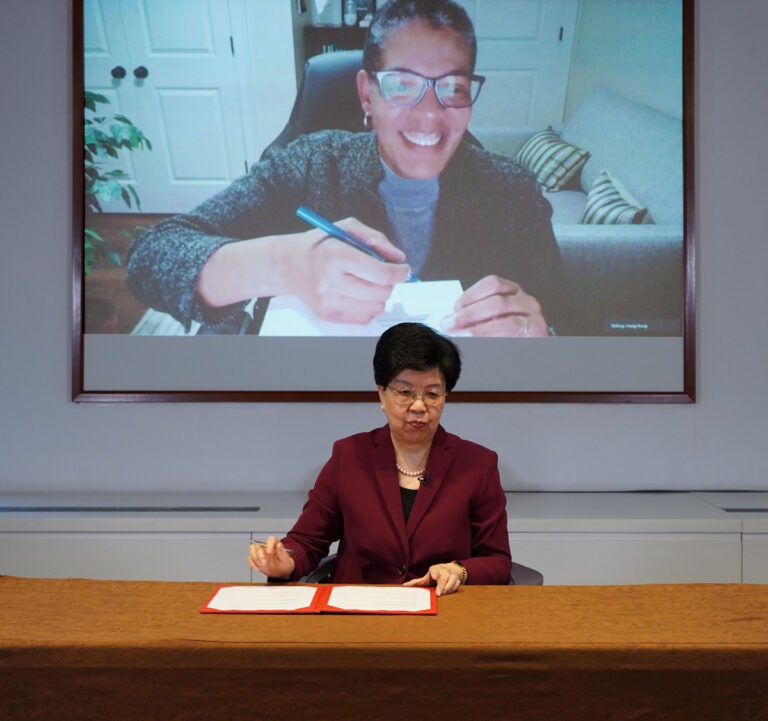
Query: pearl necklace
396 463 425 477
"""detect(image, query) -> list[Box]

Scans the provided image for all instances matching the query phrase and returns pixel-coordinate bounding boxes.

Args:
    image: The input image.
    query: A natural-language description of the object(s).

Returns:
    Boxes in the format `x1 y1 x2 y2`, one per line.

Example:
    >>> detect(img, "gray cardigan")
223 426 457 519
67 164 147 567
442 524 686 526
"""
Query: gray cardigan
127 130 580 333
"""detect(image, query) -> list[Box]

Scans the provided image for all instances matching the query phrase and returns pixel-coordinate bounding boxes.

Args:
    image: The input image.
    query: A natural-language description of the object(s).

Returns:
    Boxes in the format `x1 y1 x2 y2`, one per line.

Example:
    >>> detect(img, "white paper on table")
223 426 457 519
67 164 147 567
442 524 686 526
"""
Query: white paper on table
326 585 432 612
258 280 463 337
205 585 318 611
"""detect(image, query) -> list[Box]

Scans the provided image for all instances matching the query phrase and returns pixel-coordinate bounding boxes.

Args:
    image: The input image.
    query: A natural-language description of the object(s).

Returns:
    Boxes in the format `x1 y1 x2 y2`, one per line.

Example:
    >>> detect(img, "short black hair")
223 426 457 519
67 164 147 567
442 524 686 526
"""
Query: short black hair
373 322 462 391
362 0 477 74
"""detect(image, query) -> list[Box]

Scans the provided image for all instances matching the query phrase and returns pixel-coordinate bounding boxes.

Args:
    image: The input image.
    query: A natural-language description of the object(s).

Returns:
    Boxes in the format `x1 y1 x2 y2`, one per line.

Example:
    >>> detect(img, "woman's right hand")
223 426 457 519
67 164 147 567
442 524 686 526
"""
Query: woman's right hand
197 218 411 325
248 536 296 579
285 217 411 324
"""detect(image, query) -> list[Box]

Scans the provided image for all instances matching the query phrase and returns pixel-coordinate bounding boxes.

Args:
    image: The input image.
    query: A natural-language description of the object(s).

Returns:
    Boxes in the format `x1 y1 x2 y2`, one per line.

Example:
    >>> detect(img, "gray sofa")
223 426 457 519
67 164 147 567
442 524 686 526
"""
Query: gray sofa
476 88 685 335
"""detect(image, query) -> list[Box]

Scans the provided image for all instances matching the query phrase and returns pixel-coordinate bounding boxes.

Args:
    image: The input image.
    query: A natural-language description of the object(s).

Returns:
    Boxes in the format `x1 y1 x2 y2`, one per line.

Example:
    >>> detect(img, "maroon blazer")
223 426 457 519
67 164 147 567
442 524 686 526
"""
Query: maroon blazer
281 424 511 585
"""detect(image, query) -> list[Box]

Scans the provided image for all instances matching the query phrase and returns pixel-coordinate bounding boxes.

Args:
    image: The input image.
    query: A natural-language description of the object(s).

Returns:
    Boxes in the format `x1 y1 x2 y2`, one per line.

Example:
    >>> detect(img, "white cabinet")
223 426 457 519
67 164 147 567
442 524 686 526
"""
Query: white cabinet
506 492 743 585
0 532 250 582
508 532 741 585
694 493 768 584
0 492 301 583
743 521 768 583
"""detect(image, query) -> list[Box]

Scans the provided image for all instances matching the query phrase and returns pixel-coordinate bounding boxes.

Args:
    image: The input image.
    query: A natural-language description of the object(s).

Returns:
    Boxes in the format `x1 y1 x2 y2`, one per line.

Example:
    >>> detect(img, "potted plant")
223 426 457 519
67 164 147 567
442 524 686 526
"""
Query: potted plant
83 91 151 274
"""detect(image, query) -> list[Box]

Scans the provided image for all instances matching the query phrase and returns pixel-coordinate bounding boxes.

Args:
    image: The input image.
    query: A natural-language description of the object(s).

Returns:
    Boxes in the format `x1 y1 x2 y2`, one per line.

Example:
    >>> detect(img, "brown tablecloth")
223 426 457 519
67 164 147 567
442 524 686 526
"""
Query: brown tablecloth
2 576 768 720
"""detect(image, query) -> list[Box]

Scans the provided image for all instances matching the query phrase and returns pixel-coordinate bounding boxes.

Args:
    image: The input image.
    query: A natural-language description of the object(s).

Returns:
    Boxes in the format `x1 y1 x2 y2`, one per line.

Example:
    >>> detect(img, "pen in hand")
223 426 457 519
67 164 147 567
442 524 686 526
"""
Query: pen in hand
295 205 419 282
250 540 297 554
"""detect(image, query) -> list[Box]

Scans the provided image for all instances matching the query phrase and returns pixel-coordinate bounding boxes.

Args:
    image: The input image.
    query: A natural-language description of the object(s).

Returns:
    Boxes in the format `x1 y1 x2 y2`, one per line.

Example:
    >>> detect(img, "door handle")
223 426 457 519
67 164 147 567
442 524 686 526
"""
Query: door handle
110 65 127 79
133 66 149 79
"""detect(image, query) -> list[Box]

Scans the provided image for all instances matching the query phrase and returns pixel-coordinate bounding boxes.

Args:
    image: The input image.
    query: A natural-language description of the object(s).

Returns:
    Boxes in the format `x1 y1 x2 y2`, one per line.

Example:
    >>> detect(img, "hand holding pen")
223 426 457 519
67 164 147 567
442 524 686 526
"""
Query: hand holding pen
248 536 296 579
297 206 419 282
193 205 414 323
288 208 412 324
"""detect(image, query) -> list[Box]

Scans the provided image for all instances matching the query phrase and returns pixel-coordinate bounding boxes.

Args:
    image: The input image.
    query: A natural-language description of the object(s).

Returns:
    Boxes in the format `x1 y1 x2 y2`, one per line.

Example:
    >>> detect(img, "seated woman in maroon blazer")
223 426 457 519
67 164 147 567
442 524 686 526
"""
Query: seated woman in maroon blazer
249 322 511 596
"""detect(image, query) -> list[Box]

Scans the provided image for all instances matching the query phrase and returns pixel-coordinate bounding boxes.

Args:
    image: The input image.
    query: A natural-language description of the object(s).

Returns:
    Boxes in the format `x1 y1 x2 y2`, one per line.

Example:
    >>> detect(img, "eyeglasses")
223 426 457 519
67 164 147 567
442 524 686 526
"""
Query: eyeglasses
387 385 447 406
371 70 485 109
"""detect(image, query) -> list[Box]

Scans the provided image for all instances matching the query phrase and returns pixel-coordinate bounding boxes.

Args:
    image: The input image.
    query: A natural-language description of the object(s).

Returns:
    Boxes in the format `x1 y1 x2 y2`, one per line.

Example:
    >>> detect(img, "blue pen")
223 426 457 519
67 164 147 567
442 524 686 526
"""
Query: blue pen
296 205 419 282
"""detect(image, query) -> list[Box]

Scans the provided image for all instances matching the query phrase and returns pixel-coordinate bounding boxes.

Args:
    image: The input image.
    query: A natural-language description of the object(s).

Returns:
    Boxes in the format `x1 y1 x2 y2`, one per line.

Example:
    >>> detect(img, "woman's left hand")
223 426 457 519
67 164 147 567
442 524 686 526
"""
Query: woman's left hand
441 275 550 337
403 563 464 596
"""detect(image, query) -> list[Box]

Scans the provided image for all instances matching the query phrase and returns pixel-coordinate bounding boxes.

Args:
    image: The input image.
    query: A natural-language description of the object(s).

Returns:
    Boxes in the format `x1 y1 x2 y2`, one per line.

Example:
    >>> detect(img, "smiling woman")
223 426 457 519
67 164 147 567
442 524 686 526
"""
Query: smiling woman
125 0 576 339
356 20 475 180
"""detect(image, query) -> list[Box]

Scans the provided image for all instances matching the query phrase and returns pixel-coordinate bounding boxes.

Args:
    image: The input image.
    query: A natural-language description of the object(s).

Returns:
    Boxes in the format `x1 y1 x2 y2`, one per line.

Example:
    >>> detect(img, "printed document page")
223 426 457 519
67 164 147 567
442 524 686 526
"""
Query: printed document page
326 585 433 612
258 280 463 337
204 585 317 612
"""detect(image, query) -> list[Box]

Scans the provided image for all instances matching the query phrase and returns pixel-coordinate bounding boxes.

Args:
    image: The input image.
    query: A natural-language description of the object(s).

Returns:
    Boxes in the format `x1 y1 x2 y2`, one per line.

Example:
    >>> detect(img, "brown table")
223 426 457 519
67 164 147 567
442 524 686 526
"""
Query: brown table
2 576 768 720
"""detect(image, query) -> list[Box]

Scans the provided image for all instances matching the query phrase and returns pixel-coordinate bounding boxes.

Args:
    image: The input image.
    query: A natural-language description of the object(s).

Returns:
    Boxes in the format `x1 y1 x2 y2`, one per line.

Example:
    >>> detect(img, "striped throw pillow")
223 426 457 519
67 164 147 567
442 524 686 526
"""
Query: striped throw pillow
516 127 590 191
579 170 652 224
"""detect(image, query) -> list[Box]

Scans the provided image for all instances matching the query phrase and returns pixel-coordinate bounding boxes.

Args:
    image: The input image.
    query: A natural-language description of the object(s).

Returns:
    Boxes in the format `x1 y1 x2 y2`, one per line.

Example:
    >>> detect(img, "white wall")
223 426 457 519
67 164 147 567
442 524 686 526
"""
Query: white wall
0 0 767 494
566 0 683 118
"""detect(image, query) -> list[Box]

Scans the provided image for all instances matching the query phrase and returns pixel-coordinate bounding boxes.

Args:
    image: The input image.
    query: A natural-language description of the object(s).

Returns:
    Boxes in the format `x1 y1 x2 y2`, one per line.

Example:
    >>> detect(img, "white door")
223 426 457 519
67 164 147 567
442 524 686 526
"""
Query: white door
458 0 579 138
83 0 280 213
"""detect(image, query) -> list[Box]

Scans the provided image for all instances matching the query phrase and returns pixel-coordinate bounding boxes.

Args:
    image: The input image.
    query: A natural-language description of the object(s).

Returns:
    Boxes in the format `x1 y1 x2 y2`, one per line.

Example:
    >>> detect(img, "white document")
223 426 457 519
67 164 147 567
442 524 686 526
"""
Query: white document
205 585 317 612
258 280 463 337
326 586 433 613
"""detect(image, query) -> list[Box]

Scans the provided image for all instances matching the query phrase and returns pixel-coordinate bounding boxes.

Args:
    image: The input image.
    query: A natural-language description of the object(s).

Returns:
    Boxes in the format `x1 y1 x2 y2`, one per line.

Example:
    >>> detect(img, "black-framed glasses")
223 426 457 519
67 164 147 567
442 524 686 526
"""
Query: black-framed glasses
387 385 447 406
371 70 485 109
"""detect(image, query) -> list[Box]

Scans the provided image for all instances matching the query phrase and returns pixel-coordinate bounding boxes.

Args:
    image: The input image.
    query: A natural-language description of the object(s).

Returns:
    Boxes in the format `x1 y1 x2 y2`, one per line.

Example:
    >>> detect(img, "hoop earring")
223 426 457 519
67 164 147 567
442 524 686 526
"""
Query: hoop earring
363 113 371 130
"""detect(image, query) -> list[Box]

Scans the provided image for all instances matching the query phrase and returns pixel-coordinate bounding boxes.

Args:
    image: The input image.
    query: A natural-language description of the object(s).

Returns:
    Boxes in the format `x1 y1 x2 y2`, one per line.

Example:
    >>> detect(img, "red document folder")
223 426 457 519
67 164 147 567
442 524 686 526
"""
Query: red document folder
200 584 437 615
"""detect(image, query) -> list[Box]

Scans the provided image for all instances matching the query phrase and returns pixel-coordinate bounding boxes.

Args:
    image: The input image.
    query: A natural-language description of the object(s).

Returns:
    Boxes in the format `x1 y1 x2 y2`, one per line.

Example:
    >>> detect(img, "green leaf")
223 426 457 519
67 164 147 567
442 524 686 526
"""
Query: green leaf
84 228 105 243
84 92 108 113
83 127 102 145
111 123 148 149
83 97 151 217
120 224 148 241
91 178 124 203
127 185 142 211
84 224 121 272
84 91 110 106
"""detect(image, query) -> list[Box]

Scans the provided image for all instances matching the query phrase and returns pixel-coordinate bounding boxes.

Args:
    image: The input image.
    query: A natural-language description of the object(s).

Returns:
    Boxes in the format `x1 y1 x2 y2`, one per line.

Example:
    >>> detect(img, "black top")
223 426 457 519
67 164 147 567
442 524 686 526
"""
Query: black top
400 486 418 523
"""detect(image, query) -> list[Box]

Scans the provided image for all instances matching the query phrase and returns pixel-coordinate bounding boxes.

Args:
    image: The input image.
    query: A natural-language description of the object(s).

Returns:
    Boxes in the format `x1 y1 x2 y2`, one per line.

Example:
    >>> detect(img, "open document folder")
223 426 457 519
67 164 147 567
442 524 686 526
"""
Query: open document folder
200 584 437 615
257 280 463 337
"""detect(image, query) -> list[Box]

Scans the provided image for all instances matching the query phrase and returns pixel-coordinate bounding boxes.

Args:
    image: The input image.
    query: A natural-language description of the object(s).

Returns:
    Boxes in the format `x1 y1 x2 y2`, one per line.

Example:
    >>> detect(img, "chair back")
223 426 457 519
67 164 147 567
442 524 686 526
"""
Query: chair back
510 561 544 585
261 51 365 159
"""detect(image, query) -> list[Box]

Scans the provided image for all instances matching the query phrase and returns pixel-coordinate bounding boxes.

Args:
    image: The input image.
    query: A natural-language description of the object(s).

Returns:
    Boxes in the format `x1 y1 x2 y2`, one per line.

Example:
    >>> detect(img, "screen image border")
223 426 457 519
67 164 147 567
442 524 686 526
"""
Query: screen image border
72 0 695 403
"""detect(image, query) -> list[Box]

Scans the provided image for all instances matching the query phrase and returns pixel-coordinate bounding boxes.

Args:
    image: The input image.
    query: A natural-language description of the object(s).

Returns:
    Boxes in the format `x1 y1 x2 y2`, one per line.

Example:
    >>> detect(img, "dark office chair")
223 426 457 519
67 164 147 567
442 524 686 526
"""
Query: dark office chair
510 562 544 586
261 49 482 160
302 553 544 586
261 50 366 160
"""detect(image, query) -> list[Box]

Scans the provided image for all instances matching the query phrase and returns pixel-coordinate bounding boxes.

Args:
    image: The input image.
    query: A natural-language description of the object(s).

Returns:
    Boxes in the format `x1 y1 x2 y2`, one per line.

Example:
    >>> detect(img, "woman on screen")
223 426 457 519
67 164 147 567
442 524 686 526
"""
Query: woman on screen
248 322 511 595
127 0 576 336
